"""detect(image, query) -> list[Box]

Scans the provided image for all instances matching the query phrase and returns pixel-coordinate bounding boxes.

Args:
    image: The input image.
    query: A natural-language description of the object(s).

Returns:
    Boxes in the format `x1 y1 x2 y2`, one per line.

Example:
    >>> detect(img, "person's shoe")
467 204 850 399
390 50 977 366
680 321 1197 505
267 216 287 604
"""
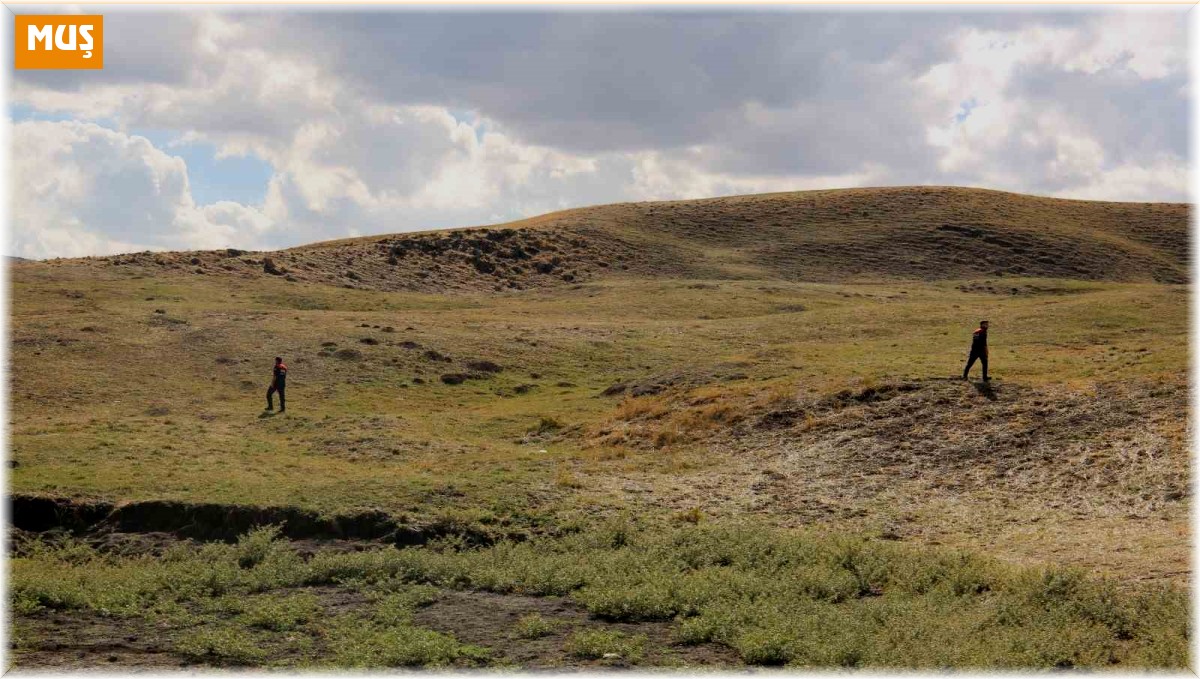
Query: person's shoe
265 406 273 411
983 377 991 382
279 407 286 412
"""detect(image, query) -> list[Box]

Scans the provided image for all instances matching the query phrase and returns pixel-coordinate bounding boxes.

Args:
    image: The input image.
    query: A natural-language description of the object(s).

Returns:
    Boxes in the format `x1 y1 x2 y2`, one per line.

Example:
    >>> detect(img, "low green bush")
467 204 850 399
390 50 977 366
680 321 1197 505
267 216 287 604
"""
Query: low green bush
9 520 1189 669
565 629 646 662
514 613 556 639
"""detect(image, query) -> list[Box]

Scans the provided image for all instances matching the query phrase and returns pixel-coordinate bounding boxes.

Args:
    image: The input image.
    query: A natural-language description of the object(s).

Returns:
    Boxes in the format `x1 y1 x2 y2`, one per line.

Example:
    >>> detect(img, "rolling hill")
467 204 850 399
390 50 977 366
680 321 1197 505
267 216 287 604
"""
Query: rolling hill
32 186 1190 292
8 185 1190 669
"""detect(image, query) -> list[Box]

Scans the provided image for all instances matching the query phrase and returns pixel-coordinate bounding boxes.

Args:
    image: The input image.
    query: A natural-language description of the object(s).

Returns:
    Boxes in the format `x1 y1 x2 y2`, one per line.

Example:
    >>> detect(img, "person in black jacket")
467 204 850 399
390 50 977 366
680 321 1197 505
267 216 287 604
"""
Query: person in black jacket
266 356 287 412
962 321 989 381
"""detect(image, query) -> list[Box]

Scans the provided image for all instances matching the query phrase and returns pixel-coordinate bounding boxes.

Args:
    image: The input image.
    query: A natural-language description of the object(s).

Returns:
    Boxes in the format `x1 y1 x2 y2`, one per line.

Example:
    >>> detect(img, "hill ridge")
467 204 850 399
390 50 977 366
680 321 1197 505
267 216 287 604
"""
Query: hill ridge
29 186 1190 291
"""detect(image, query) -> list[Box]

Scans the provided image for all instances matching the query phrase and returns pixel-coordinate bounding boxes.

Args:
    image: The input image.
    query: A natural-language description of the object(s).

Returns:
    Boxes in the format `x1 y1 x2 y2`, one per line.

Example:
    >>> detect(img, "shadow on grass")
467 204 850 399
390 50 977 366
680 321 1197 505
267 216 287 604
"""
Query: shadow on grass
259 410 277 419
924 376 998 400
972 379 998 401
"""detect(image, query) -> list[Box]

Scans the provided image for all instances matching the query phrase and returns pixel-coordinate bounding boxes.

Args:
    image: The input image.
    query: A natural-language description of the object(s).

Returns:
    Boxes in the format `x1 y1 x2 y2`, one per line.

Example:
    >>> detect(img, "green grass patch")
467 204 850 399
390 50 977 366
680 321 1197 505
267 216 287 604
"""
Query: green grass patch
566 628 646 662
514 612 557 639
10 520 1187 669
322 613 488 668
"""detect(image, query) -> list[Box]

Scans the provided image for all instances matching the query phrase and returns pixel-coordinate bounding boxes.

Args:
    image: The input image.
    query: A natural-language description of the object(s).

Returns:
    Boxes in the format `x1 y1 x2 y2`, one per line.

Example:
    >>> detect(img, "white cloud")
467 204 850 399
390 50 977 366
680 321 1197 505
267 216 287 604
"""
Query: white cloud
1049 156 1188 203
627 151 884 202
7 10 1189 258
11 120 275 259
917 12 1187 201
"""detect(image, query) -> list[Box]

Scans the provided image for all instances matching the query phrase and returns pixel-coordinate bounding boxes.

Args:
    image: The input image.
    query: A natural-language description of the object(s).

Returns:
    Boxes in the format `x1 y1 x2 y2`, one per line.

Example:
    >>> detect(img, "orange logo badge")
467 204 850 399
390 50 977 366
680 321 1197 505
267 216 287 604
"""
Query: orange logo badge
15 15 103 70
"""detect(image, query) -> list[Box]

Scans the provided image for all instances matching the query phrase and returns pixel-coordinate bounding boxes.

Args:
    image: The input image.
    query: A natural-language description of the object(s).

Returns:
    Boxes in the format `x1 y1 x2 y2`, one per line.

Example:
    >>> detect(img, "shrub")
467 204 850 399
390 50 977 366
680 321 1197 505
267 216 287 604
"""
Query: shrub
514 613 556 639
565 629 646 662
325 614 487 668
176 626 268 665
238 592 320 631
529 417 563 435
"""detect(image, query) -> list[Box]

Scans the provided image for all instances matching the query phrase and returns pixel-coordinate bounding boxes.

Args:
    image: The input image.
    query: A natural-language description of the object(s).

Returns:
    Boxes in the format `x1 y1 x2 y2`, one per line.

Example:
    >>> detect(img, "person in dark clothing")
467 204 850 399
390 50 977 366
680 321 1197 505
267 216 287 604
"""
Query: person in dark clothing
962 320 990 381
267 356 287 412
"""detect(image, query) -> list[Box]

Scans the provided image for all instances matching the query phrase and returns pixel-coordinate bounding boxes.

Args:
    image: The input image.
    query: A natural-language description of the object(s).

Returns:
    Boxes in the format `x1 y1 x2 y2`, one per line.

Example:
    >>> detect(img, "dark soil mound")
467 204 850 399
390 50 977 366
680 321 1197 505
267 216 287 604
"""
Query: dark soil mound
8 495 510 547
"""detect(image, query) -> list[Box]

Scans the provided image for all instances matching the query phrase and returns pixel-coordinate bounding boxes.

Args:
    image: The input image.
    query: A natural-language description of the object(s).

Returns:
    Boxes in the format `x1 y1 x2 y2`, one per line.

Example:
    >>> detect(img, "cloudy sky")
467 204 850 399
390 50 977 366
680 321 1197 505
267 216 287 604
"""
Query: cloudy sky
7 6 1189 259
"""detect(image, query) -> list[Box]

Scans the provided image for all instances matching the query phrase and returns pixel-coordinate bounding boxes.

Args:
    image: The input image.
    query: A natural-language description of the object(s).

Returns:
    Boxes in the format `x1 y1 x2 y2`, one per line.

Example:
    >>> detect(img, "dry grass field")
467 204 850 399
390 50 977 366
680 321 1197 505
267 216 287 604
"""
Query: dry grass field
8 186 1190 669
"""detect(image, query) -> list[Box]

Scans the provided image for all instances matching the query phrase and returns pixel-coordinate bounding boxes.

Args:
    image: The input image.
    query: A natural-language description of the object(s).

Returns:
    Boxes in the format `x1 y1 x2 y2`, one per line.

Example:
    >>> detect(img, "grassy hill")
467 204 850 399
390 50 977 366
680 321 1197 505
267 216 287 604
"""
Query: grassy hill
42 186 1189 293
9 186 1190 669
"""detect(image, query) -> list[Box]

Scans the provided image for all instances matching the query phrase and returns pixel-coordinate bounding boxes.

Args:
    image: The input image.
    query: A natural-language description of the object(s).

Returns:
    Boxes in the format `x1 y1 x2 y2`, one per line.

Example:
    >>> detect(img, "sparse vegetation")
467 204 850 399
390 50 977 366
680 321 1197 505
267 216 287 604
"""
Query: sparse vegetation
8 187 1188 668
177 625 270 665
514 613 557 639
8 523 1188 668
528 416 564 436
567 629 647 662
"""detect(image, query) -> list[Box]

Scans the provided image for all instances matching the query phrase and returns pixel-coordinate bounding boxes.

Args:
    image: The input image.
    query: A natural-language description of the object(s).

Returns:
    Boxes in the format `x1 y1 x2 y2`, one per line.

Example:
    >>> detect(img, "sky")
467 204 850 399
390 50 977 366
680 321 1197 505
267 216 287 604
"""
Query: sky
6 6 1190 259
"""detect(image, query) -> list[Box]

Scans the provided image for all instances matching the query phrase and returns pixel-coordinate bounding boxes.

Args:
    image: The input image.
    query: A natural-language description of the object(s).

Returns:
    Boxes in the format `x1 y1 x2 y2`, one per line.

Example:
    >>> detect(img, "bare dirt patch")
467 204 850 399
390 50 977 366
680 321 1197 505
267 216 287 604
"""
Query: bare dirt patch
579 376 1189 582
12 612 189 670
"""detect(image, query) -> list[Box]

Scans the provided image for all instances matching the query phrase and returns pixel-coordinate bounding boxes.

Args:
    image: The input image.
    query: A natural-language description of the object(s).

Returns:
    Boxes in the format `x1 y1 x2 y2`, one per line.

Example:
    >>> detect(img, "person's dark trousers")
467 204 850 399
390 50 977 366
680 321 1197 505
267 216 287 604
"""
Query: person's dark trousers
963 350 988 380
267 383 286 410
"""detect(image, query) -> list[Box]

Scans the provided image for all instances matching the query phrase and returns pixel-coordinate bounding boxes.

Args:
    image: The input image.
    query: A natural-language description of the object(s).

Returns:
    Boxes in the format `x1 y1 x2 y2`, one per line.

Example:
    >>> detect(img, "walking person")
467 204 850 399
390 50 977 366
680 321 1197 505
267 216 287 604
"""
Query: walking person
266 356 287 412
962 320 989 381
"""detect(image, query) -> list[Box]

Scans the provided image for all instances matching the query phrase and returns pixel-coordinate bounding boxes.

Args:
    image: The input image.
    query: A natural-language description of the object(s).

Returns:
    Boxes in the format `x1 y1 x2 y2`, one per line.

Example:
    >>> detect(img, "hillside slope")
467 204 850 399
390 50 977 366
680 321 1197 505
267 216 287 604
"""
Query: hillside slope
33 186 1189 291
